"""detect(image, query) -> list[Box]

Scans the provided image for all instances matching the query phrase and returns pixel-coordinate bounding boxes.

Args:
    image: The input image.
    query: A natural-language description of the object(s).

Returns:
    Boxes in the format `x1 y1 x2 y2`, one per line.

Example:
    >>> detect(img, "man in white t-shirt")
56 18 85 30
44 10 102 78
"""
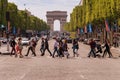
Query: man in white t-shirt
25 39 36 56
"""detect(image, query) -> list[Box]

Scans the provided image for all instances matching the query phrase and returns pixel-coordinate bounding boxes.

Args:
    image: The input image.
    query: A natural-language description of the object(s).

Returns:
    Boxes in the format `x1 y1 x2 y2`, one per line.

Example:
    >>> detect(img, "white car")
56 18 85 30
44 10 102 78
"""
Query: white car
0 37 7 44
21 38 30 46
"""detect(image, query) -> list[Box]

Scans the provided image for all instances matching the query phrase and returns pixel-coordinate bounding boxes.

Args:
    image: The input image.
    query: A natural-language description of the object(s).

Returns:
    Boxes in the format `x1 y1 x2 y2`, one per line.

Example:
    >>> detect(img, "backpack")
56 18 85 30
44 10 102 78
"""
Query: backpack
10 40 13 47
33 41 37 47
10 40 16 47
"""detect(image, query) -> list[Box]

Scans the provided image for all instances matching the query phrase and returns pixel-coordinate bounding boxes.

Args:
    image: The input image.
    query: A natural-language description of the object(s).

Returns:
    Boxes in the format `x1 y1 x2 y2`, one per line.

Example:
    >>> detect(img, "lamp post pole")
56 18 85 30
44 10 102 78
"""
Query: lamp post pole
24 4 28 32
6 11 10 51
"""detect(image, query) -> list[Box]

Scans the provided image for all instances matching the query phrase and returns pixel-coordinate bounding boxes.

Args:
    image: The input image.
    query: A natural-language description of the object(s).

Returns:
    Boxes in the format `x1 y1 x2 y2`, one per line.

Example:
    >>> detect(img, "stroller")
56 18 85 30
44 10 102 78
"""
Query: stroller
95 43 103 58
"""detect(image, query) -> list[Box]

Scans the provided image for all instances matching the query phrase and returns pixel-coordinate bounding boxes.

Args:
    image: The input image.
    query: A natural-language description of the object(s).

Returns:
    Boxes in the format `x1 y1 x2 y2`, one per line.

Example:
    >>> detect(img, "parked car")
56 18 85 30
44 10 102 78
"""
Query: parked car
2 38 7 44
21 37 30 46
83 38 91 45
83 39 88 44
0 37 7 44
67 37 73 43
94 39 100 42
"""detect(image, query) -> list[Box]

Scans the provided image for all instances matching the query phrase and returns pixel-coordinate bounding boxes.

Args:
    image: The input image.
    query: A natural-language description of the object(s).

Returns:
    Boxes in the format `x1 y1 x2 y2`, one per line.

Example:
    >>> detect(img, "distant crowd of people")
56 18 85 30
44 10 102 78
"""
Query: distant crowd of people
9 36 79 58
9 36 116 58
40 38 72 58
10 36 37 58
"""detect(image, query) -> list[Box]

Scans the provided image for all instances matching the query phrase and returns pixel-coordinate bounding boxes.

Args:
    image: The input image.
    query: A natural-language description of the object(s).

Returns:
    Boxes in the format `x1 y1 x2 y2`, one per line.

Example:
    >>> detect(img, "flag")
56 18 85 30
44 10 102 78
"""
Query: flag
13 27 16 34
80 28 84 33
79 0 83 6
84 25 87 33
88 23 92 33
113 22 118 32
105 20 110 32
77 28 80 34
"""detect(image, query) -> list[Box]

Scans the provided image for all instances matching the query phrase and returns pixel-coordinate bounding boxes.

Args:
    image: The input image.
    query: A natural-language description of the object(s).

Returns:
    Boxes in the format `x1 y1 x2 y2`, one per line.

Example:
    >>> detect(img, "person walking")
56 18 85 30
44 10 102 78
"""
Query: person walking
52 38 59 58
32 39 37 55
88 39 96 58
10 37 16 56
40 38 44 54
41 38 52 56
72 39 79 57
62 39 70 58
25 39 36 56
15 37 23 58
96 42 102 54
58 39 64 58
102 39 113 58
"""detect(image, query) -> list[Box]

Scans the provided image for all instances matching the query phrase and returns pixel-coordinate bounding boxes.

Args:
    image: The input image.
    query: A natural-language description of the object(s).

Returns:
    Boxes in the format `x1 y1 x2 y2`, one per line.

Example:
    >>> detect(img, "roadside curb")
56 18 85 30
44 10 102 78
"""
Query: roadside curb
0 51 11 55
0 47 11 55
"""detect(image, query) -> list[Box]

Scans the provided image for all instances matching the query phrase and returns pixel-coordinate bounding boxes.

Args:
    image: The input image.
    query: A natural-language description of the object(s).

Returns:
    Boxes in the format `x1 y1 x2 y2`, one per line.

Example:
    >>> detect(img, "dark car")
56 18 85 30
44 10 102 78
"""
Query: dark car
67 38 73 43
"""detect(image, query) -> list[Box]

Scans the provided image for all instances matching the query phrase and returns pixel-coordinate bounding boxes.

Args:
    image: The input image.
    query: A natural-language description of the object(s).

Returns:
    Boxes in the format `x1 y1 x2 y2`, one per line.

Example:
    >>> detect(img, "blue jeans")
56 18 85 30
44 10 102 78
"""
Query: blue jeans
53 47 59 57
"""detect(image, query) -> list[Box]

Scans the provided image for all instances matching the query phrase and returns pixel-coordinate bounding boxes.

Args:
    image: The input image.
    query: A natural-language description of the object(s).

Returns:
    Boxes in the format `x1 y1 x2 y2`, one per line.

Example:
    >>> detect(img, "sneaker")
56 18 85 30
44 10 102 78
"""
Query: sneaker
34 55 36 56
15 54 18 58
77 54 79 57
19 55 23 58
52 55 55 58
67 54 70 59
88 56 90 58
25 55 28 56
41 54 44 56
50 54 52 56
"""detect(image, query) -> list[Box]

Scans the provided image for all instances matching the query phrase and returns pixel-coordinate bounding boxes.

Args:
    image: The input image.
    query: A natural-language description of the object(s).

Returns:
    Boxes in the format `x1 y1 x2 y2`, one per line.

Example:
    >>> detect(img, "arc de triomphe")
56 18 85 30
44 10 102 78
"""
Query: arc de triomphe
46 11 67 32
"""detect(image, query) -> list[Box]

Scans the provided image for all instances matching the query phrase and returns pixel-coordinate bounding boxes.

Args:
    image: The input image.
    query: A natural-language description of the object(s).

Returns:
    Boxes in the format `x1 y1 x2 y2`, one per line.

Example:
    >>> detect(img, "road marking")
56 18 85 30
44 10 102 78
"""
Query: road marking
46 56 52 58
19 73 26 80
80 74 87 80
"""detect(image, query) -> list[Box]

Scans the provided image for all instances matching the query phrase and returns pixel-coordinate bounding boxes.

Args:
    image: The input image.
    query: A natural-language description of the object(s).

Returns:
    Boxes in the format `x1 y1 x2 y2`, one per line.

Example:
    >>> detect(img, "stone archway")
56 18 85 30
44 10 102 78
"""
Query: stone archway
46 11 67 32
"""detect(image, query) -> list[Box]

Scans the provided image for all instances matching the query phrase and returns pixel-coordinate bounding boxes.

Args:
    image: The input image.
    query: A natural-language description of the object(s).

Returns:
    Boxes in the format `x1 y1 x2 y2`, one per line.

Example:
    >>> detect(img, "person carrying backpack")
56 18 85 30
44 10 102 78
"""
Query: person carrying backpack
41 38 52 56
88 39 96 58
102 39 113 58
62 39 70 59
10 37 16 56
40 38 44 54
25 39 36 56
72 39 79 57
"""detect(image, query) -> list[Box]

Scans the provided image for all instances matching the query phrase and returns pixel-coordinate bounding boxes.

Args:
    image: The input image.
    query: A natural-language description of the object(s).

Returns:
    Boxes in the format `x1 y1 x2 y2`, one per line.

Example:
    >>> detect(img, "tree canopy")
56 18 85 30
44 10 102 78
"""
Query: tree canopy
64 0 120 32
0 1 49 34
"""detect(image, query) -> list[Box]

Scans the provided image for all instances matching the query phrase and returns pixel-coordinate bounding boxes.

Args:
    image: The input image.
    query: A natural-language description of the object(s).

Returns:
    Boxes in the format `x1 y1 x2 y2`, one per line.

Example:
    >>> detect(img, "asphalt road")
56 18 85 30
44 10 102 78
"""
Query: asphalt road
0 39 120 80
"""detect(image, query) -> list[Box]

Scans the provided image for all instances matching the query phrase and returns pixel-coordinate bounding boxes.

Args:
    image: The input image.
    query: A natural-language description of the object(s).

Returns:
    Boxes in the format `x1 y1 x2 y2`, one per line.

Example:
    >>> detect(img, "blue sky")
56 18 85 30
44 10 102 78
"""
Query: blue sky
8 0 80 22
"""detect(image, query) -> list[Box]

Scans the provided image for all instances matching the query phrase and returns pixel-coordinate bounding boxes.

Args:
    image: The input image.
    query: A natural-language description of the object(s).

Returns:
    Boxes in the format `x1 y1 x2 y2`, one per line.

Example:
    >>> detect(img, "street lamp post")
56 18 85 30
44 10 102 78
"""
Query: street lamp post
6 11 10 51
24 4 28 33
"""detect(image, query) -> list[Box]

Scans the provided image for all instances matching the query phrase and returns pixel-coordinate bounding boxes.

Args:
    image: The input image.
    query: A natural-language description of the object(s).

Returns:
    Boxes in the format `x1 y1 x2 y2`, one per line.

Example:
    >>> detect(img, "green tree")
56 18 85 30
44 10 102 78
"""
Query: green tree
0 0 8 25
65 0 120 32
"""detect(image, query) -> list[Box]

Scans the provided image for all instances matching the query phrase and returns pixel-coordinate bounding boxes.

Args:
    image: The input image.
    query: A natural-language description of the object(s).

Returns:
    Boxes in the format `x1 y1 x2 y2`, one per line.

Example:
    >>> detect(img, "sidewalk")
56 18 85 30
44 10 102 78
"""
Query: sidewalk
0 44 11 55
111 46 120 51
111 46 120 57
